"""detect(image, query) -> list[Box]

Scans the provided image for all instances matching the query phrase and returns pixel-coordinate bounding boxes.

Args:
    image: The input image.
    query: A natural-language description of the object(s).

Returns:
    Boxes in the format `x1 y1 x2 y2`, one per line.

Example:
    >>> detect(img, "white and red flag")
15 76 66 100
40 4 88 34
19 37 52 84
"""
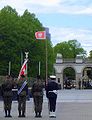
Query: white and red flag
18 59 28 80
35 31 46 39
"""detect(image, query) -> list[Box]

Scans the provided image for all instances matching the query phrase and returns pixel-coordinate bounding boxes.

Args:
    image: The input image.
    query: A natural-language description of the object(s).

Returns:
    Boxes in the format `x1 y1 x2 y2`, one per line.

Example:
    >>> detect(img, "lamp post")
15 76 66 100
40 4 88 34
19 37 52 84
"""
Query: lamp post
21 51 23 66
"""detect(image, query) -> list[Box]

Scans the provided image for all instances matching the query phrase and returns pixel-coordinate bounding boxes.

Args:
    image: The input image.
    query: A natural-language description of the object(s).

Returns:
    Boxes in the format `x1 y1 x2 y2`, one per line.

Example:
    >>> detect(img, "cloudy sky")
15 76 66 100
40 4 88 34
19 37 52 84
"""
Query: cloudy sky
0 0 92 55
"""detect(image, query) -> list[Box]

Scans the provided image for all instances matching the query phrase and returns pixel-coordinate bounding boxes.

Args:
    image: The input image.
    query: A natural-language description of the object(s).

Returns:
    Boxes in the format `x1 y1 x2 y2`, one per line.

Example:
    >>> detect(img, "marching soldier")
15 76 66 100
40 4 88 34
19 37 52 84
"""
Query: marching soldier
31 75 44 117
45 75 59 118
17 75 28 117
1 75 14 117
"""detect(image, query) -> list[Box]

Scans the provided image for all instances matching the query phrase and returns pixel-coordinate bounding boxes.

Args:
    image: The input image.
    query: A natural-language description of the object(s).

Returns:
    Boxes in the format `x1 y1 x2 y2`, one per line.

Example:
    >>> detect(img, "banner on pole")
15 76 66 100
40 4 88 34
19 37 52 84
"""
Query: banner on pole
18 59 28 80
35 31 46 39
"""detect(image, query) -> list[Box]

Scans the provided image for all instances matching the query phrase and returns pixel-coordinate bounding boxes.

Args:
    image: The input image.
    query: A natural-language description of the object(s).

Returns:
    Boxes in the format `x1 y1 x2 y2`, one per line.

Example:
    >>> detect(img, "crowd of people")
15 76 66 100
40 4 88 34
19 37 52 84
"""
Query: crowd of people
0 74 59 118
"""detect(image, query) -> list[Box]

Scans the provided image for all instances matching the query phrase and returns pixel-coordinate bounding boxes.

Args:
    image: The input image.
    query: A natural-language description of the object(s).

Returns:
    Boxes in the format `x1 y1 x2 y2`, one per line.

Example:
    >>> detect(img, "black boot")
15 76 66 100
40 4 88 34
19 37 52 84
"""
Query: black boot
22 111 25 117
35 112 38 117
38 112 42 117
18 111 21 117
5 110 7 117
8 110 12 117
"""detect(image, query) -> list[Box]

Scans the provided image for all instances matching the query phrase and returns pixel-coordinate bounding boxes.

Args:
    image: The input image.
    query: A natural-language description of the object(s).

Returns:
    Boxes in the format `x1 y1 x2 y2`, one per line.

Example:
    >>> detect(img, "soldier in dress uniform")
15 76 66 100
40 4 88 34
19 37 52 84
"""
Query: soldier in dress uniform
17 75 28 117
1 75 14 117
45 75 59 118
31 75 44 117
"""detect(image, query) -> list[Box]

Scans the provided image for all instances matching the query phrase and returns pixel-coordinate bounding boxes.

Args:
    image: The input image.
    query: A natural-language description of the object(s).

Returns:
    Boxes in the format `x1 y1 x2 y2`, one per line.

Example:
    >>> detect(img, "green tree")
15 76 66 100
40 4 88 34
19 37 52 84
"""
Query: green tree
54 40 86 58
88 50 92 58
0 6 54 79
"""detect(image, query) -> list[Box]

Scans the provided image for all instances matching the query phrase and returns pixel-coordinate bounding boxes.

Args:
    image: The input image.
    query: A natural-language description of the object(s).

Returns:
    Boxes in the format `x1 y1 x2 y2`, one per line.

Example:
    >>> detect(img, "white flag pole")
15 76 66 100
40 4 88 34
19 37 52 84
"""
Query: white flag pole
39 61 41 76
8 61 11 76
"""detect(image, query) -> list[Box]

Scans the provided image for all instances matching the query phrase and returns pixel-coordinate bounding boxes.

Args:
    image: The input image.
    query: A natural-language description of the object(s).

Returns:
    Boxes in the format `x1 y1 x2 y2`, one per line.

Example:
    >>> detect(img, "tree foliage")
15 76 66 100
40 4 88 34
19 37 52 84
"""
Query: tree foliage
0 6 53 78
88 50 92 58
54 40 86 58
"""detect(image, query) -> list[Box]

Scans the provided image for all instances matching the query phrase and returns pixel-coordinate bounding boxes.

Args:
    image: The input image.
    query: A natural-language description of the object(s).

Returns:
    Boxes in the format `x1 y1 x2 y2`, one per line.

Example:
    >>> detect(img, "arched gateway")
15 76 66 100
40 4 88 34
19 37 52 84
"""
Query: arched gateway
54 53 92 89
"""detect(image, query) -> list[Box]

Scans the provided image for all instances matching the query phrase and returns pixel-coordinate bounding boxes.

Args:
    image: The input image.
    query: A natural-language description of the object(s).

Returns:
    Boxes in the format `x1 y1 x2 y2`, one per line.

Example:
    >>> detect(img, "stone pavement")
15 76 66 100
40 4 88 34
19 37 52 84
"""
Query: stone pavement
0 89 92 120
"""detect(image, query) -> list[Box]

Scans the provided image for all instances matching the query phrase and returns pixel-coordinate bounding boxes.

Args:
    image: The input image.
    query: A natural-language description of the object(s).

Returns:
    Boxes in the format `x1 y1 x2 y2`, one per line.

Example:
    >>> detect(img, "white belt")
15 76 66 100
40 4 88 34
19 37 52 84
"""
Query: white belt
49 90 57 94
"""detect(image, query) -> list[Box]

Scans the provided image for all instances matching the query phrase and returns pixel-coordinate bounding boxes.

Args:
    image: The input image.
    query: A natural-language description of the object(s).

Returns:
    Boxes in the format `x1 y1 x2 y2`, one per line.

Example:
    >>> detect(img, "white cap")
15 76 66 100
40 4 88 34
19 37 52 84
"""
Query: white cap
50 75 56 79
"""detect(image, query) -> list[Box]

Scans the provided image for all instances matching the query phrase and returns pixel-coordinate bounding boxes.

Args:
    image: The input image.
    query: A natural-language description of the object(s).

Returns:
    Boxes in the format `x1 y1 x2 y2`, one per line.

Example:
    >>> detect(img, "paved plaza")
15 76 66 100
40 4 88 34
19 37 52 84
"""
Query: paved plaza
0 89 92 120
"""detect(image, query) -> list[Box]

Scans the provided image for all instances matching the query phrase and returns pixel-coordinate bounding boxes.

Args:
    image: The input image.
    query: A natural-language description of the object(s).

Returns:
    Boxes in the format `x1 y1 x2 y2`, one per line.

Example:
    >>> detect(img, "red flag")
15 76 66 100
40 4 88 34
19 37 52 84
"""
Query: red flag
35 31 46 39
18 59 28 79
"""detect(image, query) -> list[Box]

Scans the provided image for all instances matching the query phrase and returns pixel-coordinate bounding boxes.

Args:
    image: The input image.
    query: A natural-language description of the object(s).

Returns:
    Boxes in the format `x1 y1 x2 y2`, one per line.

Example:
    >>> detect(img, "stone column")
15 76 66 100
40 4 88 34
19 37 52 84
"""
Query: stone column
76 73 82 89
56 73 63 89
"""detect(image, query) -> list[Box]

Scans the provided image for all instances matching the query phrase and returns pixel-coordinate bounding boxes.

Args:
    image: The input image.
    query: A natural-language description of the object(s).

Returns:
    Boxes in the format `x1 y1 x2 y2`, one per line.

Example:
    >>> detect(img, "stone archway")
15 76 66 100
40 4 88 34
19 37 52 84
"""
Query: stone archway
54 53 92 89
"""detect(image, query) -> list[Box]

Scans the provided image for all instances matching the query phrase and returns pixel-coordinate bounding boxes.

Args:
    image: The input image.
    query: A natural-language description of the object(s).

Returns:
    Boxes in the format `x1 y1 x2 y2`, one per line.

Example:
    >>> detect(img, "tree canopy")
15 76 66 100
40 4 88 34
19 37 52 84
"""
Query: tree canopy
0 6 54 78
54 40 86 58
88 50 92 58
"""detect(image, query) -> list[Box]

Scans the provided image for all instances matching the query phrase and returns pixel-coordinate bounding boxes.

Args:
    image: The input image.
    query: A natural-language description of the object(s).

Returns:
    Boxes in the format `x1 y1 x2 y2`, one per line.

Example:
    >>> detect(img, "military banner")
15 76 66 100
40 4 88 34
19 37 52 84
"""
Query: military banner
18 59 28 79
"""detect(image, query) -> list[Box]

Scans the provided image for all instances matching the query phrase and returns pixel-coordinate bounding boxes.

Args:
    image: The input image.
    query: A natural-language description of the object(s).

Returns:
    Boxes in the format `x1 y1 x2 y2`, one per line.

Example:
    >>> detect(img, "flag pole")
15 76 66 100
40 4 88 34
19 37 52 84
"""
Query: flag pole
35 31 47 82
46 37 48 84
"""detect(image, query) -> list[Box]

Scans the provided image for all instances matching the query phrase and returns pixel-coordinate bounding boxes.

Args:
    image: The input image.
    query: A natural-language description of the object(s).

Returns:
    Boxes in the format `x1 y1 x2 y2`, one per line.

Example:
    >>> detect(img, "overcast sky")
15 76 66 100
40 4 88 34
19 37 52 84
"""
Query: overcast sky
0 0 92 55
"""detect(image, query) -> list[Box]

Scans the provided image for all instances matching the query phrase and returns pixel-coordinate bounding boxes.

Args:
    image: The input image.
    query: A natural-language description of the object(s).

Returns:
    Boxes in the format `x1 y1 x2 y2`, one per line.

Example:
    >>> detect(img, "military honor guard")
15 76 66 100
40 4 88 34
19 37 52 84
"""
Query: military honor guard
31 75 44 117
1 75 14 117
45 75 59 118
17 74 28 117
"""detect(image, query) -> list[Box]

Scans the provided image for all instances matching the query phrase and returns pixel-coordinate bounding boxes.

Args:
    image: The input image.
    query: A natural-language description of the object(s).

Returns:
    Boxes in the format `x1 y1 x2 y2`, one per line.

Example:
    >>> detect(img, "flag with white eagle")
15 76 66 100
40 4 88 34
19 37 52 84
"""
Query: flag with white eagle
35 31 46 39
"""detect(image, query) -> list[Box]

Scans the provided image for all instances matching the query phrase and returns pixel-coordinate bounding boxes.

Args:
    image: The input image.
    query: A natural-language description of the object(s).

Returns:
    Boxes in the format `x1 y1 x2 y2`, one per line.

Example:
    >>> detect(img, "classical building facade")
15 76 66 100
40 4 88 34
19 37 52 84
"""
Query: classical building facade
54 53 92 89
